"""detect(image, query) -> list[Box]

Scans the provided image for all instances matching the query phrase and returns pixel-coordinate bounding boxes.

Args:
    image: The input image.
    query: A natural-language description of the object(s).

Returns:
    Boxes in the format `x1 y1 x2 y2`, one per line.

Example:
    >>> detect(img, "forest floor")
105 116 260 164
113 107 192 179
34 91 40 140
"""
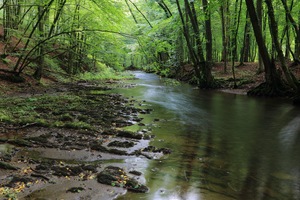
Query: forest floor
177 61 300 95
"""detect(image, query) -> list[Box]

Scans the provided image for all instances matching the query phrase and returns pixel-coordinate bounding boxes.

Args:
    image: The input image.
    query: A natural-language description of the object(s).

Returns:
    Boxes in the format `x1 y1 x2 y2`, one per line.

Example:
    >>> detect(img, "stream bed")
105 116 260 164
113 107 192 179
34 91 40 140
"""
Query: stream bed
114 71 300 200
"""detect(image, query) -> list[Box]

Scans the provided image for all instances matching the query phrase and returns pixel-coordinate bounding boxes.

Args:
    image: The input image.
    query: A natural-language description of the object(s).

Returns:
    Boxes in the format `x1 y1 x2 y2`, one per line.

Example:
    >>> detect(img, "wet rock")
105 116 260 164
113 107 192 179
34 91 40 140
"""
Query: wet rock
7 138 33 147
97 166 120 184
107 148 128 155
35 162 53 171
97 166 149 193
26 135 50 145
0 161 19 170
139 109 153 114
81 164 98 173
143 134 153 140
90 143 108 152
52 165 84 177
126 179 149 193
66 187 85 193
116 130 143 139
129 170 142 176
108 141 135 148
143 146 172 154
5 176 33 187
31 173 50 181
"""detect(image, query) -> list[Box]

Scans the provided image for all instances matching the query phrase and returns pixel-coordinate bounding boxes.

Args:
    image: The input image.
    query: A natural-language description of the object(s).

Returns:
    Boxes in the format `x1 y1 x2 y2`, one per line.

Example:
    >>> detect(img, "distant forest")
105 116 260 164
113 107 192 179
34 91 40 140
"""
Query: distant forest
0 0 300 97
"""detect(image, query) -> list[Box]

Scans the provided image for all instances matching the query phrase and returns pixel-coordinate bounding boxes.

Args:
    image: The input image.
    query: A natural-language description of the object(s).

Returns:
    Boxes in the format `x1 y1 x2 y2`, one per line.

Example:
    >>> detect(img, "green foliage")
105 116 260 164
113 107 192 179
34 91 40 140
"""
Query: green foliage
0 187 18 200
44 56 61 72
79 62 133 80
2 0 299 83
0 111 11 122
0 94 93 129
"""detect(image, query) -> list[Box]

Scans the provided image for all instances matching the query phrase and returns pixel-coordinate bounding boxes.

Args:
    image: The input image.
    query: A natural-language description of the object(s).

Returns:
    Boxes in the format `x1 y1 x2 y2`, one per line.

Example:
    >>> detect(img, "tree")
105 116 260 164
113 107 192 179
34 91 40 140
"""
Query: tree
175 0 215 88
280 0 300 63
220 0 230 72
245 0 287 96
201 0 214 88
265 0 299 91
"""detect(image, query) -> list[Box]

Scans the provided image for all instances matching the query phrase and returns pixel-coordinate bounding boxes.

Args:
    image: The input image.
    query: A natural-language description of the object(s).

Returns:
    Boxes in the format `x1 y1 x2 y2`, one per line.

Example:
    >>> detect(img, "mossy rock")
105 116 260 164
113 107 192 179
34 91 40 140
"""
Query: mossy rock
52 165 84 177
7 138 33 147
108 141 135 148
97 166 149 193
0 161 19 170
116 130 143 139
107 148 128 155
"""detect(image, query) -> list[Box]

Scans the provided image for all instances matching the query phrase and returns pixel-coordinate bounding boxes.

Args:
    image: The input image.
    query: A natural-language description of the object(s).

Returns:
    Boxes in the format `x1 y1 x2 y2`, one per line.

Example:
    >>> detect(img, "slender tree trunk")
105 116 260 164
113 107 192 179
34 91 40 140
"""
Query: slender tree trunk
49 0 66 37
175 0 201 79
33 5 46 80
256 0 264 73
240 11 251 65
201 0 214 87
14 0 55 74
280 0 300 62
245 0 278 84
156 0 172 18
125 0 138 24
231 0 242 88
128 0 153 28
265 0 298 90
220 1 229 73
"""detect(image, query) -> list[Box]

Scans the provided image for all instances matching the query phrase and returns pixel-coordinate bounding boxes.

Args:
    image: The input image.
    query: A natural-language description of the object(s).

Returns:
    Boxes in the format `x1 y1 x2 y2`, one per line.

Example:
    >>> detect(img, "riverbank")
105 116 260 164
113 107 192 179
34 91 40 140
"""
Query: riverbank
170 62 300 96
0 80 171 200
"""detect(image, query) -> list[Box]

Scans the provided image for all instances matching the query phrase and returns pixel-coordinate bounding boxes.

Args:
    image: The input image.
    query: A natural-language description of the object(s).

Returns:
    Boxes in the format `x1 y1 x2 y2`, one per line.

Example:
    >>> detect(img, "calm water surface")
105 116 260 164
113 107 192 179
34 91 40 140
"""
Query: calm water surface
115 71 300 200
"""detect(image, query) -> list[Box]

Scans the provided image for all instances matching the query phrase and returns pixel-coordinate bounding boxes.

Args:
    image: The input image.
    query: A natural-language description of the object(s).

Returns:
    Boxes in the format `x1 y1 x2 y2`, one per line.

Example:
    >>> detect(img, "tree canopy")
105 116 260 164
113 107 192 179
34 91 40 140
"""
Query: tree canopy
1 0 300 98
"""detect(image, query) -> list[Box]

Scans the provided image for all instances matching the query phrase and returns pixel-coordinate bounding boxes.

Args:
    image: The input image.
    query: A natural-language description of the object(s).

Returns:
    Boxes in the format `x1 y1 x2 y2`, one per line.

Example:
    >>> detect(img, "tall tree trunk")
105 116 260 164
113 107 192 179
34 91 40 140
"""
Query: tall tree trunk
14 0 55 74
175 0 201 79
201 0 214 88
220 0 229 73
240 11 251 65
48 0 66 37
245 0 286 96
125 0 138 24
280 0 300 62
230 0 242 88
256 0 264 74
265 0 298 90
33 5 46 80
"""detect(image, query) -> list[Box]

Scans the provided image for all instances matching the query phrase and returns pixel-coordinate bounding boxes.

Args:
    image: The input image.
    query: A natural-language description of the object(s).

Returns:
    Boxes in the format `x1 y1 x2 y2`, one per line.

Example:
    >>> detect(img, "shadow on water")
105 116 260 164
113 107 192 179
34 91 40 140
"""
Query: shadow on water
116 71 300 200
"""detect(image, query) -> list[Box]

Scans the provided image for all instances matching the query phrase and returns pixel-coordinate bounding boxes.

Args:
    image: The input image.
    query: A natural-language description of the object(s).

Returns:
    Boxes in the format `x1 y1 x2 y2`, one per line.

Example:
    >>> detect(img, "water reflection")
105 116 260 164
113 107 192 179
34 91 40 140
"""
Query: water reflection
116 71 300 200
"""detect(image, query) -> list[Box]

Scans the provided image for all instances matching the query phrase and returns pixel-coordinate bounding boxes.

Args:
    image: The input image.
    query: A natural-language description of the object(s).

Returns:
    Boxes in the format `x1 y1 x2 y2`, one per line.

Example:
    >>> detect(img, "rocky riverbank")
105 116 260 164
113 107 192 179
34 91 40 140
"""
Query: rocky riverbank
0 81 171 200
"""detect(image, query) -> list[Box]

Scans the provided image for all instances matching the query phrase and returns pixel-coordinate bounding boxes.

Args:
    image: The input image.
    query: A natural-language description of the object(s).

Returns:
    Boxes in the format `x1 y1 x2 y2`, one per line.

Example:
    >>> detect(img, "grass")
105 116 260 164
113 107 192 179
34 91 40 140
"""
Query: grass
79 63 134 81
0 94 93 129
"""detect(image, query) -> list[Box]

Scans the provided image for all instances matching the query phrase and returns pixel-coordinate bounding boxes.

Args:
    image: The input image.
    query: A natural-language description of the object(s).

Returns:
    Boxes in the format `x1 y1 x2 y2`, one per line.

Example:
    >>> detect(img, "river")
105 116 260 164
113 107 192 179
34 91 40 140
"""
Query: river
114 71 300 200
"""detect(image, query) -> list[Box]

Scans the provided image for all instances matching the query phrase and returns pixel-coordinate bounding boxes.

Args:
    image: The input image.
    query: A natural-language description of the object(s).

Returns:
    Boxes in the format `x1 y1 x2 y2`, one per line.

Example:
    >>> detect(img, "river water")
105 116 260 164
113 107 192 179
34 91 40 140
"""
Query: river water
114 71 300 200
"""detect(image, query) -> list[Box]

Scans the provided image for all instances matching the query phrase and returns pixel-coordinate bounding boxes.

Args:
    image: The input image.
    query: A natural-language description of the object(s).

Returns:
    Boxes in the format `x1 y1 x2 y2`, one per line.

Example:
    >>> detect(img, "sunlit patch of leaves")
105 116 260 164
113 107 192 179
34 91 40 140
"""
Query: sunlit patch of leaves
110 169 129 187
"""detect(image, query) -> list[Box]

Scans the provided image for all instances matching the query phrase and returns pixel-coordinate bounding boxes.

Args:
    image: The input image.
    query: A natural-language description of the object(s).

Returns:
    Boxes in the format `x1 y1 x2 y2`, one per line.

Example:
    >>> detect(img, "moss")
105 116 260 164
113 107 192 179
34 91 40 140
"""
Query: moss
59 113 74 121
64 121 92 129
0 111 11 122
